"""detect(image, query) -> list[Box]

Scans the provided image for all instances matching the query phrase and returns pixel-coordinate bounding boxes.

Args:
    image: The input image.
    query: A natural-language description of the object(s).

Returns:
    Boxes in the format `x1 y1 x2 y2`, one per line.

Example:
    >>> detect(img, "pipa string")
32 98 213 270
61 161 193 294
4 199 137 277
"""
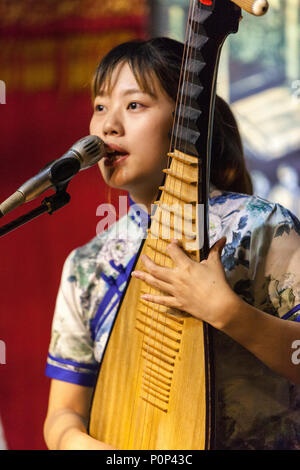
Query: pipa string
141 0 200 450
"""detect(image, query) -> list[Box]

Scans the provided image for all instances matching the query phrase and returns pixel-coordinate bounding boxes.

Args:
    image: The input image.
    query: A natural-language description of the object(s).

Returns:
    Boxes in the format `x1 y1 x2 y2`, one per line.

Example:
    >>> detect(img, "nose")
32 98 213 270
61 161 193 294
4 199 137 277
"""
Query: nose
102 109 124 137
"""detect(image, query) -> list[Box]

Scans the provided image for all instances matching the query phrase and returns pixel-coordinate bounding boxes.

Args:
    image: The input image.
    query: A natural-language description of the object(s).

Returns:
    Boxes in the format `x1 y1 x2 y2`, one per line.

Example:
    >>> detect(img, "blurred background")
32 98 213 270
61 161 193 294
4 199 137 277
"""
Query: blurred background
0 0 299 450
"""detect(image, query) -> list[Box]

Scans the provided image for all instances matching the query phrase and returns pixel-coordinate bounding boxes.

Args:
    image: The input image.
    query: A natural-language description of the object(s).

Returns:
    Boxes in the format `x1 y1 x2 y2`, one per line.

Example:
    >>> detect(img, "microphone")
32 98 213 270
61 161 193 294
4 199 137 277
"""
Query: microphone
0 135 106 218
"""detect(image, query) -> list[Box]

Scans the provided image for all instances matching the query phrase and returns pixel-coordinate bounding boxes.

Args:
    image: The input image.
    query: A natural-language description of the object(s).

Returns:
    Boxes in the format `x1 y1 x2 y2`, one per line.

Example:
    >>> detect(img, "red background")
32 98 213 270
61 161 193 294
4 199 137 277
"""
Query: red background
0 3 147 450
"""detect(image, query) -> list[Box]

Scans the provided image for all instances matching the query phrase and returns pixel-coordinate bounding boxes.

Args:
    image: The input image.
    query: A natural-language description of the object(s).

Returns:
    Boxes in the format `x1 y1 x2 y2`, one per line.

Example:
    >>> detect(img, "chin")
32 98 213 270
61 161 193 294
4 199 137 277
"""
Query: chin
103 170 139 191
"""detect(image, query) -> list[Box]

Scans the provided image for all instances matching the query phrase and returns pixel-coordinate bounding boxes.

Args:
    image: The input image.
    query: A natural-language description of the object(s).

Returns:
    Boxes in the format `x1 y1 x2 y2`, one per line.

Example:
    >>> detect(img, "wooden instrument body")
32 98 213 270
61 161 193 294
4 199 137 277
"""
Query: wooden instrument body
89 249 209 450
89 0 241 450
89 151 212 450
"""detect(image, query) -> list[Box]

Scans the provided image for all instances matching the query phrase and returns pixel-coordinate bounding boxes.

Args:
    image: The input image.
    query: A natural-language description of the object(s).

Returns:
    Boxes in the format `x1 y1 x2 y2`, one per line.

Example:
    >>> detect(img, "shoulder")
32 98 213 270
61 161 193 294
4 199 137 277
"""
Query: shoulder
209 188 300 234
209 188 300 275
209 188 274 219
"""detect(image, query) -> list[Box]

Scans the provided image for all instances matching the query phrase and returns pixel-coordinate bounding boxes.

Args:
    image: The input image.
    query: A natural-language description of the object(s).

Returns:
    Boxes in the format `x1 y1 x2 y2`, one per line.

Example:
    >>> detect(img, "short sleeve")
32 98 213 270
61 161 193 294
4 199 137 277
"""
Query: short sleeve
45 250 98 387
263 205 300 322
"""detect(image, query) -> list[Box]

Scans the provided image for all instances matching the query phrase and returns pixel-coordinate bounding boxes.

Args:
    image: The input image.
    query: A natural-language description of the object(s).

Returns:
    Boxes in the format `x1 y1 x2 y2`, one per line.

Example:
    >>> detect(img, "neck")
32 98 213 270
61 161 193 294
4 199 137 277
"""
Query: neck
128 189 158 214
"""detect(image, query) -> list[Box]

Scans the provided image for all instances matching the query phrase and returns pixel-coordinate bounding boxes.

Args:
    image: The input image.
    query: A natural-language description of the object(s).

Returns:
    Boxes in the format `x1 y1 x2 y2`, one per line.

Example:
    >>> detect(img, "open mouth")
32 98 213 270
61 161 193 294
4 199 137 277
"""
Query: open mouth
104 146 129 166
106 150 128 160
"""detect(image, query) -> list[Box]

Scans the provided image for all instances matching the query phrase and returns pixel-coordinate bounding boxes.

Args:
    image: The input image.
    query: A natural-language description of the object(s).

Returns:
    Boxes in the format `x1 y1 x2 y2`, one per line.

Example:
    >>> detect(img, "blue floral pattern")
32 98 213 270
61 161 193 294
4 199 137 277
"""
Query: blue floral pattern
45 188 300 449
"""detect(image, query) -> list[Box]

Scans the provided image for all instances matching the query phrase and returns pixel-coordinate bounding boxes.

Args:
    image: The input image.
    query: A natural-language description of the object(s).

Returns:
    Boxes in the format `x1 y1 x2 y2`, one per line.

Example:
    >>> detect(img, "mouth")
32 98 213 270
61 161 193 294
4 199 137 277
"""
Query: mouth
104 144 129 167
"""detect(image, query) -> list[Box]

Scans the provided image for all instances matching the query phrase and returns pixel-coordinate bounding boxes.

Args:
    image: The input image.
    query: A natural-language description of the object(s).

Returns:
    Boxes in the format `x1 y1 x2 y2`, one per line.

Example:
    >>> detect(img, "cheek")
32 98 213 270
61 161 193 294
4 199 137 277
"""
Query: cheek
89 116 100 136
150 122 172 159
158 111 174 144
146 113 173 148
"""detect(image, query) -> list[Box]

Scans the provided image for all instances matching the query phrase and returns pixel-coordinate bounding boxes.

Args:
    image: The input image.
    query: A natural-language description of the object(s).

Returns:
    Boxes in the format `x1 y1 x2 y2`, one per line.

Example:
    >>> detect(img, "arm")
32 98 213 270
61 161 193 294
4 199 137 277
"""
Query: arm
131 238 300 385
44 379 115 450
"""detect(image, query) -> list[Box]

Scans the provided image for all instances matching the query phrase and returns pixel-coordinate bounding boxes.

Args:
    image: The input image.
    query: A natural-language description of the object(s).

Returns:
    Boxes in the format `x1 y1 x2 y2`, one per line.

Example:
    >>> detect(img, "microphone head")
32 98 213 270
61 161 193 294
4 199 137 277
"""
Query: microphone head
71 135 106 169
0 135 106 218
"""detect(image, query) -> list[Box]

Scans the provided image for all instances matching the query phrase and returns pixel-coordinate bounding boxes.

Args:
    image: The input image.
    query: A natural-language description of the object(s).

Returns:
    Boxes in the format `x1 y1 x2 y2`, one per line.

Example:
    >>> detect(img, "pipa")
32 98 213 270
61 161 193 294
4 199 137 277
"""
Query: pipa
88 0 268 450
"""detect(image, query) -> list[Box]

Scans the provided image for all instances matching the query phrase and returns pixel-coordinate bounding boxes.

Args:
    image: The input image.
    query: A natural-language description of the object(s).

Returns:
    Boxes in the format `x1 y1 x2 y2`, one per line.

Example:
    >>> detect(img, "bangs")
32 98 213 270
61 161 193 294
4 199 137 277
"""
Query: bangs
92 42 159 100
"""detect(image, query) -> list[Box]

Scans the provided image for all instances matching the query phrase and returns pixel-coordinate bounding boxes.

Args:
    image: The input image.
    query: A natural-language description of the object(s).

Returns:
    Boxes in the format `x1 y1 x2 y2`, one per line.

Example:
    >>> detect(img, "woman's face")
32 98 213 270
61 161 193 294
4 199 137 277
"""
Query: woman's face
89 62 175 208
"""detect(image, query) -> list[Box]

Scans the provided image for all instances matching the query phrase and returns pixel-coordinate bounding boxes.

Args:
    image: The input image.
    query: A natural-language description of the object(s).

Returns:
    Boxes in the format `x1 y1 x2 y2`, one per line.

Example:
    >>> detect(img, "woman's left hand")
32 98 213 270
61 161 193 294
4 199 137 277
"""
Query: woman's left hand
131 237 238 330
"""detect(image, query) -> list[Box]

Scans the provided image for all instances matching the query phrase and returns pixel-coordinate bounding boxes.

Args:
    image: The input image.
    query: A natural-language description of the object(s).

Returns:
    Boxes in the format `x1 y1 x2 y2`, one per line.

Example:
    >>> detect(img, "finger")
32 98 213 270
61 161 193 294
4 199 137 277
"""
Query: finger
166 239 192 267
138 254 173 283
208 237 226 261
131 270 173 295
141 292 180 309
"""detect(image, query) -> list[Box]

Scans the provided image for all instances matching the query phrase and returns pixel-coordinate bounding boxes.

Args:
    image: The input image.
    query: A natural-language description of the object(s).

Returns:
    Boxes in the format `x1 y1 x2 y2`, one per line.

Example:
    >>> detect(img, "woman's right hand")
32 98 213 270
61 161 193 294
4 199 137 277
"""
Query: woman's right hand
132 237 235 330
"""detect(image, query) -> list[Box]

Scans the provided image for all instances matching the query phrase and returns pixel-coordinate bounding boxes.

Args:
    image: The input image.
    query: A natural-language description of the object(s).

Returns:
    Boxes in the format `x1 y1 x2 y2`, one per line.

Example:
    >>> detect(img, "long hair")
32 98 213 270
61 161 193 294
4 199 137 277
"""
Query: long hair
92 37 253 195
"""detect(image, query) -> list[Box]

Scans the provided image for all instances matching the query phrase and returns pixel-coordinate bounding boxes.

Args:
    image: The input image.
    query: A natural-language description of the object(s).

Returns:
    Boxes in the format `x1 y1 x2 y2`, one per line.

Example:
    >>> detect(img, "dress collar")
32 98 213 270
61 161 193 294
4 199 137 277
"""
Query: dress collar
128 194 150 231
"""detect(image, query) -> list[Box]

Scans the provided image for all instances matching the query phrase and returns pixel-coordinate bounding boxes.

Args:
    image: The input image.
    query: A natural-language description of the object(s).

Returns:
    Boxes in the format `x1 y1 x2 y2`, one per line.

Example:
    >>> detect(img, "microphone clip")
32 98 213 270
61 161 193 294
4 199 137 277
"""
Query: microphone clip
42 183 71 215
0 184 71 239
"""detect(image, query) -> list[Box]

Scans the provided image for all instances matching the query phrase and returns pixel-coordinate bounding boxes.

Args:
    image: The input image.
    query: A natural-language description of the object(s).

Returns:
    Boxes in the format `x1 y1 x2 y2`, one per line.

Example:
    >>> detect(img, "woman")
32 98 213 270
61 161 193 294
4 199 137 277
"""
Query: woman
43 38 300 450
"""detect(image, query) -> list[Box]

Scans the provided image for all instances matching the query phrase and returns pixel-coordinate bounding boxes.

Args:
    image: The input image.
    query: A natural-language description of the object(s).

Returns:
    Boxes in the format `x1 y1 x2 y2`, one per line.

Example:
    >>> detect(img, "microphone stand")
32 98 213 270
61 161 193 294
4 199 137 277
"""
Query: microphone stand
0 184 70 239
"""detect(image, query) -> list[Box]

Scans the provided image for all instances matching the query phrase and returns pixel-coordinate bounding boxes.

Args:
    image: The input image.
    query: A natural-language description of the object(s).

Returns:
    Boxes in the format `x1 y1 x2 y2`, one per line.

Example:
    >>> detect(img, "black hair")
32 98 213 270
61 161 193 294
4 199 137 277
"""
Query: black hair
92 37 253 195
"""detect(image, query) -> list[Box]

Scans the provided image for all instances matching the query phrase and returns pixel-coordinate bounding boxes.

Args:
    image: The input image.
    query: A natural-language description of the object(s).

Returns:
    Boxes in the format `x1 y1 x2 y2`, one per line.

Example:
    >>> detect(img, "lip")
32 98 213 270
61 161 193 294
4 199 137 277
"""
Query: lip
104 154 129 167
104 142 129 167
105 143 128 155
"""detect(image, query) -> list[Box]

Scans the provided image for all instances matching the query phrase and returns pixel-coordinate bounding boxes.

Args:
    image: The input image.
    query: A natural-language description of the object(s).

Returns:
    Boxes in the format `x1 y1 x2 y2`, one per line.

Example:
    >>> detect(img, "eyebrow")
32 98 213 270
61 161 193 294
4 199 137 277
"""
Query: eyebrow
97 88 157 99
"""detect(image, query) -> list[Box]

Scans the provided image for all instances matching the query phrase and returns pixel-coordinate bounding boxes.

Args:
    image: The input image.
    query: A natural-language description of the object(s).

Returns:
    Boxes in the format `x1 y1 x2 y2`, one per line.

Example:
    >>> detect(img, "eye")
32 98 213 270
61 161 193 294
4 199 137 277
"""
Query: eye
128 102 144 110
95 104 105 112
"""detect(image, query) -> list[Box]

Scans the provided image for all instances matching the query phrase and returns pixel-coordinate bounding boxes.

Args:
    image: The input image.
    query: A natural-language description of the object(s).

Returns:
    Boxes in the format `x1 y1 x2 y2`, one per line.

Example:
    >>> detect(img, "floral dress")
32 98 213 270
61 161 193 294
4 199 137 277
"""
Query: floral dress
45 187 300 449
